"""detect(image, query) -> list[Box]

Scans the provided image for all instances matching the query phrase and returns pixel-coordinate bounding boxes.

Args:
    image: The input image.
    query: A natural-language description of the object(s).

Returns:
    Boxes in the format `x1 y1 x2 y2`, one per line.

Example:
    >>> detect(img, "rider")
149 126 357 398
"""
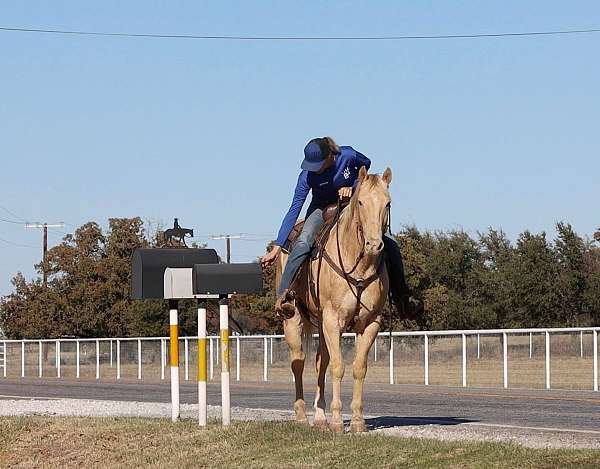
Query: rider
261 136 422 319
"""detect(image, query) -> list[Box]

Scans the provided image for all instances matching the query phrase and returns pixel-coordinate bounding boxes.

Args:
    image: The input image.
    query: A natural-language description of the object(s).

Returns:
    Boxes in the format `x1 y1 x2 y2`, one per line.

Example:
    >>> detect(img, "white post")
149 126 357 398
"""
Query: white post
580 330 584 358
462 334 467 387
2 340 6 378
477 334 480 360
76 340 80 379
503 332 508 389
56 340 61 378
116 339 121 380
236 336 241 382
184 338 189 381
545 331 550 390
263 337 268 382
110 339 113 368
209 337 214 380
38 341 43 378
374 335 378 362
96 340 100 380
270 337 273 365
424 335 429 386
220 296 231 426
198 301 207 427
137 339 142 380
389 333 394 385
160 339 165 380
593 330 598 392
169 301 180 422
216 337 219 365
21 341 25 378
529 332 533 359
55 340 58 370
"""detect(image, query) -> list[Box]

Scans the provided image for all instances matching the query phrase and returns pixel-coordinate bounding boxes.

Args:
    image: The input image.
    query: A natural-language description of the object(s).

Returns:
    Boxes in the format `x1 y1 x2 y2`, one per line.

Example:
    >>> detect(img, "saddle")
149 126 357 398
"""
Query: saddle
281 202 344 255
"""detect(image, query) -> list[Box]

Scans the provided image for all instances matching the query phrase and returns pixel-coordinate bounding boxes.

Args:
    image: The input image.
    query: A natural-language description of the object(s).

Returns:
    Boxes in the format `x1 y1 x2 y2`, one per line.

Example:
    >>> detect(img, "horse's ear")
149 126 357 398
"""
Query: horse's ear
382 167 392 186
359 166 368 183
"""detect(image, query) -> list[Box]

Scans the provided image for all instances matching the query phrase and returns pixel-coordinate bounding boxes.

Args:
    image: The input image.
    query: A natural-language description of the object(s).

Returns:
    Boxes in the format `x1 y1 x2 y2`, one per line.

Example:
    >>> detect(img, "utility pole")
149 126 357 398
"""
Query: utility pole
209 234 242 264
25 222 65 286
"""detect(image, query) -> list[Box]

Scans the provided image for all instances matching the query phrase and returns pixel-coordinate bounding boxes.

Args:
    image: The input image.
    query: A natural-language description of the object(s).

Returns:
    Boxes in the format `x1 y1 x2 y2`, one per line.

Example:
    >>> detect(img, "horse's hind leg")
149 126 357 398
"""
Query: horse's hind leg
350 316 381 433
313 322 330 429
284 311 308 424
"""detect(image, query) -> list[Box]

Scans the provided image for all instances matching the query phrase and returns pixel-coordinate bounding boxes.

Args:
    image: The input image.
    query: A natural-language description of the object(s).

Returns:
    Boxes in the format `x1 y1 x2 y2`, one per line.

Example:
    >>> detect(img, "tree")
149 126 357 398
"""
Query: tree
2 218 599 338
553 223 587 326
506 231 560 327
478 228 515 328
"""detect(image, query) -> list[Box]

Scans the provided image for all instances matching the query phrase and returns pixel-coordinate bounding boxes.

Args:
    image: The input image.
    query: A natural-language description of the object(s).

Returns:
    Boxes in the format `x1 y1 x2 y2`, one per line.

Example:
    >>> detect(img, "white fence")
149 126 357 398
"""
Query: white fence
1 327 598 392
0 341 4 375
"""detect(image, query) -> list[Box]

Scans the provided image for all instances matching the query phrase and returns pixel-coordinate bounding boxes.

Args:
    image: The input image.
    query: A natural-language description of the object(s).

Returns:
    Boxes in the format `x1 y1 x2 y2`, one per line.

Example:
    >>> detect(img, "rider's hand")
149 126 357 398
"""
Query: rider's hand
261 245 281 268
338 187 352 199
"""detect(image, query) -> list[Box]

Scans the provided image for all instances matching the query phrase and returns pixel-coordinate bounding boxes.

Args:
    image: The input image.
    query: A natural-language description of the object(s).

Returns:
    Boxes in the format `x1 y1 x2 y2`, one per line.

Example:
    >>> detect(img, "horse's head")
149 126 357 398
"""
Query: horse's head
351 166 392 256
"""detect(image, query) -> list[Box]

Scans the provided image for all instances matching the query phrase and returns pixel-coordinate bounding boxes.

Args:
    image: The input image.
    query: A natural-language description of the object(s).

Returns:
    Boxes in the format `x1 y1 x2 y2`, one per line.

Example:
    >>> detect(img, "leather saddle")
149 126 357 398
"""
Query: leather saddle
281 202 345 255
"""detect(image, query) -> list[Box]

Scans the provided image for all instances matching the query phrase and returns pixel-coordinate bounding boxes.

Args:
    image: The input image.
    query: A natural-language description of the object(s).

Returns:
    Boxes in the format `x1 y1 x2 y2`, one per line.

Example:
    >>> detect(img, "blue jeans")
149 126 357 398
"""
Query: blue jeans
277 208 324 296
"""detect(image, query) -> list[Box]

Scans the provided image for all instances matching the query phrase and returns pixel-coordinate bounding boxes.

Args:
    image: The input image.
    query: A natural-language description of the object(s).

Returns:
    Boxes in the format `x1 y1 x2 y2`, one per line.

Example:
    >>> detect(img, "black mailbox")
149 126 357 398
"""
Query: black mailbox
193 263 263 296
131 248 219 299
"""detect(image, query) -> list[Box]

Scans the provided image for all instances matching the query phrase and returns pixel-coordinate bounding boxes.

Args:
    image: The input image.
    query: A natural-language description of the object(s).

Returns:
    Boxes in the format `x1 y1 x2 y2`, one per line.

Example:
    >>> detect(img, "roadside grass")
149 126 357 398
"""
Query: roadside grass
1 417 599 468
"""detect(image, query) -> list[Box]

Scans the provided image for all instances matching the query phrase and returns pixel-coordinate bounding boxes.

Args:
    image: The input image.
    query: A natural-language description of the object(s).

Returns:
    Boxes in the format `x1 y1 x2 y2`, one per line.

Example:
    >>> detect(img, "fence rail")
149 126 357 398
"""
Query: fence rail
1 326 598 392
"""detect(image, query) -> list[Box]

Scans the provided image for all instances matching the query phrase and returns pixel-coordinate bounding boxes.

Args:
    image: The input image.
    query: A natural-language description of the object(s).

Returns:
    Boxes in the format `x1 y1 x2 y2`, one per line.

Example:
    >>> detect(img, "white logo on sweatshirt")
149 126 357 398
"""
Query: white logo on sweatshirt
343 166 351 179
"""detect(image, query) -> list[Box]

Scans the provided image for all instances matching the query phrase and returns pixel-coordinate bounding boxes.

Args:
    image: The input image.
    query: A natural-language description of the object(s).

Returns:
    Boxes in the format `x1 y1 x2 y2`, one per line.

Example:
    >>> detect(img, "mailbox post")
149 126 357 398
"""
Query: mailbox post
193 262 262 427
131 247 219 422
131 246 262 428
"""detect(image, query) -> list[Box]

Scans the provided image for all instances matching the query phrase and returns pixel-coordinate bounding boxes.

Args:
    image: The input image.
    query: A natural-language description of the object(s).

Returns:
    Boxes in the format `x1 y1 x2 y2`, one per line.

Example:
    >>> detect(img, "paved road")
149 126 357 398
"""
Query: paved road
1 378 599 432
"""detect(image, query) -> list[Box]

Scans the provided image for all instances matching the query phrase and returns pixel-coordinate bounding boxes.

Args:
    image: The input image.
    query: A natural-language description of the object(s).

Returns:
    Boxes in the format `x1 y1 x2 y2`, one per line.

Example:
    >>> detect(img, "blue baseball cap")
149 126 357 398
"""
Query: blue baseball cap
301 138 327 172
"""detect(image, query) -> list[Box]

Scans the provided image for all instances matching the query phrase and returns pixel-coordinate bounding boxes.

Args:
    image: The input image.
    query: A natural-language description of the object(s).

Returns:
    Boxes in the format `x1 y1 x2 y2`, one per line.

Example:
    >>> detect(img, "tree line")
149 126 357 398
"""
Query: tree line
1 218 598 339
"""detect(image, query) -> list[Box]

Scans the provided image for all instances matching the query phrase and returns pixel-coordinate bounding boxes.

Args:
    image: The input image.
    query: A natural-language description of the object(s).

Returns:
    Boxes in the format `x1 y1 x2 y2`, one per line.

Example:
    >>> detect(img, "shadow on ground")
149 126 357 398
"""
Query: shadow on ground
364 416 476 430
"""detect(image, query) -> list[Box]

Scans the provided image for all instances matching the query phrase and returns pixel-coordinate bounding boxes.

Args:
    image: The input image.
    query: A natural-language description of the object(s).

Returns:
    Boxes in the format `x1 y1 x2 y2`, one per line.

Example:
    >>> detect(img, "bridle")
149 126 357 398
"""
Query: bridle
314 197 387 330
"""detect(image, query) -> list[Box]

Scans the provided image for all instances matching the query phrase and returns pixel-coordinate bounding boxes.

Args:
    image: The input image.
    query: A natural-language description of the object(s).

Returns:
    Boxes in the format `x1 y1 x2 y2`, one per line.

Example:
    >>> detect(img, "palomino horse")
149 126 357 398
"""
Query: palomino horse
275 166 392 433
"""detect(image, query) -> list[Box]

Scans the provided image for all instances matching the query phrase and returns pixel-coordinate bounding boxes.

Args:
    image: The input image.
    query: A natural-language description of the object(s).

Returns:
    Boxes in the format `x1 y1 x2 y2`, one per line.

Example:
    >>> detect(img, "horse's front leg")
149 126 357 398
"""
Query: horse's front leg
322 312 344 433
284 311 308 424
350 316 381 433
313 322 330 429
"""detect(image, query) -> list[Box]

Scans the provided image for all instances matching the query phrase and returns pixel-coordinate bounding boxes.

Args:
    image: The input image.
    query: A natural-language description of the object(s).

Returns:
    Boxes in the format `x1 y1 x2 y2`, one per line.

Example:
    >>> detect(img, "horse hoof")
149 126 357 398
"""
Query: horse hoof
313 419 329 430
296 417 310 426
350 420 367 433
329 422 345 433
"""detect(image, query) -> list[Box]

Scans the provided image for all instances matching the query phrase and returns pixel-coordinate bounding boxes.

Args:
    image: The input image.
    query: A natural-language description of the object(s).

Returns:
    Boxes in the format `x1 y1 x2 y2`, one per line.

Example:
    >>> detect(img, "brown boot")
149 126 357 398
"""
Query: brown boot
275 289 297 320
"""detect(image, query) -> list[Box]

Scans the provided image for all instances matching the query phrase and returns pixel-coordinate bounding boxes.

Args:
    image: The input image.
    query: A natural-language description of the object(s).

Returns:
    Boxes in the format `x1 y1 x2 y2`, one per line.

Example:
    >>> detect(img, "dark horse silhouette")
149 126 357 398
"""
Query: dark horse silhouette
163 218 194 247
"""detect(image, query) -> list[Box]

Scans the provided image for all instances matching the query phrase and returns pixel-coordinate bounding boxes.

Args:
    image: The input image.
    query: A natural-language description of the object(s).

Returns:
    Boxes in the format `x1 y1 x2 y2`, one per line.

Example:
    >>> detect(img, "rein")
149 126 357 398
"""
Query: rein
313 198 384 331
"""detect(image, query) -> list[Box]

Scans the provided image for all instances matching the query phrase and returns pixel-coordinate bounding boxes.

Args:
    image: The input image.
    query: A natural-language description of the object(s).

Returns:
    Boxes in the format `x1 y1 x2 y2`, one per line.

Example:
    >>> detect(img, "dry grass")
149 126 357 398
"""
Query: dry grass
1 417 599 468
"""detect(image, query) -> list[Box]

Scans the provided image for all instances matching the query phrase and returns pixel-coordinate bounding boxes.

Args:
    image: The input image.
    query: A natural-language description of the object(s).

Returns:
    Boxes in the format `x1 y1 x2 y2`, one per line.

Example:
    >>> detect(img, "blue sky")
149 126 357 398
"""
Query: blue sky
1 1 599 296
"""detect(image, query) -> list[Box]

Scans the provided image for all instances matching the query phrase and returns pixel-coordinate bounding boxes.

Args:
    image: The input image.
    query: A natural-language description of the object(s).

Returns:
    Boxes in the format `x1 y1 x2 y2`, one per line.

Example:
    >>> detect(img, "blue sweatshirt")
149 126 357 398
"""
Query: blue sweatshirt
275 146 371 247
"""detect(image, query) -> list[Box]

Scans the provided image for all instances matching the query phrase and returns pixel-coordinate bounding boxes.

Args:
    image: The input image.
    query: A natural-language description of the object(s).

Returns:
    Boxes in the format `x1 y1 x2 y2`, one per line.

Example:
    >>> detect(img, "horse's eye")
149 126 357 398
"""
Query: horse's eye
358 200 363 206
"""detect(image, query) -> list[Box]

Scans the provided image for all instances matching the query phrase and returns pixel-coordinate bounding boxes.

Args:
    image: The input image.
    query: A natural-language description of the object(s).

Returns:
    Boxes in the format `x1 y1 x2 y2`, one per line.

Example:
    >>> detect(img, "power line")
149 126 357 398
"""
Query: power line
0 205 26 222
0 236 38 249
1 25 599 41
0 216 26 225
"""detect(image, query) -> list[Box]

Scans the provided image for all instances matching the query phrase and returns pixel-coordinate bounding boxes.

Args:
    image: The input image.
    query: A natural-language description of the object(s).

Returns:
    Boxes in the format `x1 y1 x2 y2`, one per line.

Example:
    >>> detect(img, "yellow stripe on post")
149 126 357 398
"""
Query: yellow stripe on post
170 324 179 367
198 337 207 382
221 329 230 371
